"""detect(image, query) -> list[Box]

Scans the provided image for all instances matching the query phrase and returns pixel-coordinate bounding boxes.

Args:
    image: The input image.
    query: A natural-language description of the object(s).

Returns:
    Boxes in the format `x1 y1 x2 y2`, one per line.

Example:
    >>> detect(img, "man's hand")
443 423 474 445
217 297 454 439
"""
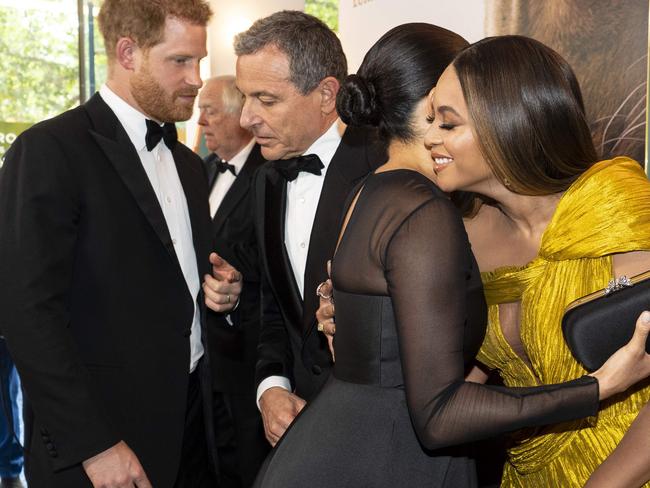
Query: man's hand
82 441 151 488
204 252 243 312
259 387 306 446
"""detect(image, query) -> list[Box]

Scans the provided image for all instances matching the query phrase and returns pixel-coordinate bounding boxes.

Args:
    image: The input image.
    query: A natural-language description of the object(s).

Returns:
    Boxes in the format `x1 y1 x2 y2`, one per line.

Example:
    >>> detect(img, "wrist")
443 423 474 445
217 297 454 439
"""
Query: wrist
588 371 609 400
256 376 291 409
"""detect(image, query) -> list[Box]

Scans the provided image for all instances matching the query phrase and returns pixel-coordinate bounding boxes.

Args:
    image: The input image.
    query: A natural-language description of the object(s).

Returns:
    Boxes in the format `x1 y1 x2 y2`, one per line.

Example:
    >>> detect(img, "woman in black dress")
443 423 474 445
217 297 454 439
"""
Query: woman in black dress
253 24 650 488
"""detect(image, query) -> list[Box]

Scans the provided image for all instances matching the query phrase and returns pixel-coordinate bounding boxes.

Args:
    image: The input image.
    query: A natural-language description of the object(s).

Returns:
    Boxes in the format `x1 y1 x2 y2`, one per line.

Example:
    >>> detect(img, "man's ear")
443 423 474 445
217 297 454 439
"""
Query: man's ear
318 76 340 115
115 37 140 71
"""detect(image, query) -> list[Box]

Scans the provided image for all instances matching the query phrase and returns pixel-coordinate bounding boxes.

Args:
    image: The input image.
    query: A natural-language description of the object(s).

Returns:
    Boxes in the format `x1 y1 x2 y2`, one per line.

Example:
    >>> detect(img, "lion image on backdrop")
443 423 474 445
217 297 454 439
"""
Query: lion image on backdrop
487 0 648 166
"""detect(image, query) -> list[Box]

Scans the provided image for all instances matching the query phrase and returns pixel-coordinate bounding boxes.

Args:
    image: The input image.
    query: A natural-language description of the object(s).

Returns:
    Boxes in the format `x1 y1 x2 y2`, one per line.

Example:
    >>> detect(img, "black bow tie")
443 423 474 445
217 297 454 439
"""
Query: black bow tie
145 119 178 151
273 154 324 182
214 159 237 176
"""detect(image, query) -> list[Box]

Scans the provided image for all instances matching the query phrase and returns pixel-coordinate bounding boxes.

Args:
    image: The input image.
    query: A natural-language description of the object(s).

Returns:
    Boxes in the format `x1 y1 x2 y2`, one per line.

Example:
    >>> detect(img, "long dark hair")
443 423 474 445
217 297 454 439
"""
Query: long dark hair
453 35 599 195
337 23 468 143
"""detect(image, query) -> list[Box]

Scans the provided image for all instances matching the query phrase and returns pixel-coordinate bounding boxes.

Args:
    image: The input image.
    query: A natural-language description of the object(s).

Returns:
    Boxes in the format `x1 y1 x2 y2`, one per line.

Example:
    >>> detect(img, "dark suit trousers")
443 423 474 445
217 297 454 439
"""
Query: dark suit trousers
174 369 216 488
213 391 269 488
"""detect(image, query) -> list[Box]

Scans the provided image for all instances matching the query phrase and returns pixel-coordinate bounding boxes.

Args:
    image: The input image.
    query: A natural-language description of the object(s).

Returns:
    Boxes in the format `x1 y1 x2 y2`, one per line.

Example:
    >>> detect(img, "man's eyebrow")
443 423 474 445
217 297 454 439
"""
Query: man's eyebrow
250 91 278 98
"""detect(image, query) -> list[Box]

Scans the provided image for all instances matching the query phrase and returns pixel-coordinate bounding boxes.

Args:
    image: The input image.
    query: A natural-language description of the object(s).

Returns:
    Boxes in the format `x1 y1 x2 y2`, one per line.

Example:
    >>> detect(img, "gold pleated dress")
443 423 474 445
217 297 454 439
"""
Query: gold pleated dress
477 157 650 487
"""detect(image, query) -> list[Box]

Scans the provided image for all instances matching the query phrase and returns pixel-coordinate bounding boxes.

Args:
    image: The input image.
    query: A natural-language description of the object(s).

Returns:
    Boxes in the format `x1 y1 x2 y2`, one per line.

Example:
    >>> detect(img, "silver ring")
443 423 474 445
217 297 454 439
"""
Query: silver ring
316 282 332 300
226 294 231 304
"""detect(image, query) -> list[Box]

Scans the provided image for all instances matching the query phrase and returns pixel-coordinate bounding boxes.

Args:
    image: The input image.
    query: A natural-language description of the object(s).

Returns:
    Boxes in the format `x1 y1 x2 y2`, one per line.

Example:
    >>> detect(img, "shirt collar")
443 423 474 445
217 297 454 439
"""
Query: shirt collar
99 84 151 152
301 119 342 171
226 138 256 173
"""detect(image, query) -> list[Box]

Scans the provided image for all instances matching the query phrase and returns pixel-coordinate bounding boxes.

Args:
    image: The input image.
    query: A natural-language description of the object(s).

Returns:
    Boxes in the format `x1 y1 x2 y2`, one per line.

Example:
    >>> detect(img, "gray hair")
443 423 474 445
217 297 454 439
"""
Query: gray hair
234 10 347 94
204 75 244 114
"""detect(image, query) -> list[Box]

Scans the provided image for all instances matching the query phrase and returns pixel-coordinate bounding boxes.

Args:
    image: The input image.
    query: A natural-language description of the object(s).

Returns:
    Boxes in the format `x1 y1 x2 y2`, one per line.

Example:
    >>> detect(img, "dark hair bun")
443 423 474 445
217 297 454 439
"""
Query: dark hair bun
336 74 381 127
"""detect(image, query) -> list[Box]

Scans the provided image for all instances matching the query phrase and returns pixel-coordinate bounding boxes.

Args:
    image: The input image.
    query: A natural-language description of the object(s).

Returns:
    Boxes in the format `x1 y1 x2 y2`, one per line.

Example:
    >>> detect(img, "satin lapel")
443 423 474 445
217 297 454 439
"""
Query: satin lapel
173 145 212 278
302 126 386 336
211 175 246 230
203 153 219 190
212 145 265 233
85 94 179 266
263 169 303 329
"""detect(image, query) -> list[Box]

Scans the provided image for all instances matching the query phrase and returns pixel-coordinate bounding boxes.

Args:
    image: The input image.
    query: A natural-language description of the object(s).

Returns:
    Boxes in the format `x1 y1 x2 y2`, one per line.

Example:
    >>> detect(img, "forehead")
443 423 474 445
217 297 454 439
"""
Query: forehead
235 45 296 95
432 66 465 108
199 82 225 106
151 16 207 57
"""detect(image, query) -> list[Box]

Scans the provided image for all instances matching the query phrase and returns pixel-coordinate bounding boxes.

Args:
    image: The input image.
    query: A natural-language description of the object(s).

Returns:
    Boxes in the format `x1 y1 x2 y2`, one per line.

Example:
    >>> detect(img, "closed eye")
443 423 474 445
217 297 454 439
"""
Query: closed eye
259 97 277 107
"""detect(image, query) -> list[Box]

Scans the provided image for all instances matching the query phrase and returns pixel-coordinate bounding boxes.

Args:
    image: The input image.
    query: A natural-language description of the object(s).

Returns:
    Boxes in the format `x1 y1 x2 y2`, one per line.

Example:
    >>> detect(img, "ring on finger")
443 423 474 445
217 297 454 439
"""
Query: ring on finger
316 282 333 300
226 294 231 304
317 322 325 332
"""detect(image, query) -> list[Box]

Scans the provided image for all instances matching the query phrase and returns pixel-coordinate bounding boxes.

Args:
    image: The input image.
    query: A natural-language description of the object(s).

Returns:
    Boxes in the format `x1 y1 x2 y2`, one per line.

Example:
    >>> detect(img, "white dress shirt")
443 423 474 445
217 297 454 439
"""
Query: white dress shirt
99 85 204 373
208 138 255 217
284 122 341 297
257 120 342 406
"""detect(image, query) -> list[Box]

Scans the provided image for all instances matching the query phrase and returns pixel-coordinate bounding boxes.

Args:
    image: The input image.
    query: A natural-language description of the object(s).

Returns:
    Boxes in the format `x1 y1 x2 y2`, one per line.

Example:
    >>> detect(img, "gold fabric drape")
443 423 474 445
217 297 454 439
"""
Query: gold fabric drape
477 157 650 487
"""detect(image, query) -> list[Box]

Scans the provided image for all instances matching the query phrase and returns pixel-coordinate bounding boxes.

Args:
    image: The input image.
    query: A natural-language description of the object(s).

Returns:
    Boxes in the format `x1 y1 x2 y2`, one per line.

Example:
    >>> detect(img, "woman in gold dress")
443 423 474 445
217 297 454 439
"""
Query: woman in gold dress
425 35 650 487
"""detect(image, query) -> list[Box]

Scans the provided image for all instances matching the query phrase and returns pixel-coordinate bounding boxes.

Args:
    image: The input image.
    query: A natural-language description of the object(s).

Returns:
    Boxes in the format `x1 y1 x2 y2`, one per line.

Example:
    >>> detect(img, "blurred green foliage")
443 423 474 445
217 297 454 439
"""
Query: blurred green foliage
305 0 339 32
0 2 106 123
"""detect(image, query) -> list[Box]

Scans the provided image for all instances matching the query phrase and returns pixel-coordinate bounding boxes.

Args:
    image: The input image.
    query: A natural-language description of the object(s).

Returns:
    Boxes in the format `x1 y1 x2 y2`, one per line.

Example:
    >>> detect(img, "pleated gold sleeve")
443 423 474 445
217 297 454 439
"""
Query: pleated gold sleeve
476 157 650 487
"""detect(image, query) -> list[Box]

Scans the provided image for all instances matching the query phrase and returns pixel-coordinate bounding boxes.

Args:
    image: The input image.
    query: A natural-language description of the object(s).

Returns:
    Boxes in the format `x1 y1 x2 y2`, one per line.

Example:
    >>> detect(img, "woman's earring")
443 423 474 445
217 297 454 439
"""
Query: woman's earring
503 177 512 188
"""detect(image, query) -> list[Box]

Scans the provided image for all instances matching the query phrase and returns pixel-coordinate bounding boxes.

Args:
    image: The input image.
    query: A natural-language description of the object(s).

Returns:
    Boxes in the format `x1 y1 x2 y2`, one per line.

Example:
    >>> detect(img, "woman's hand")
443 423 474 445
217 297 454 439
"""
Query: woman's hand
316 278 335 361
316 261 336 361
590 311 650 400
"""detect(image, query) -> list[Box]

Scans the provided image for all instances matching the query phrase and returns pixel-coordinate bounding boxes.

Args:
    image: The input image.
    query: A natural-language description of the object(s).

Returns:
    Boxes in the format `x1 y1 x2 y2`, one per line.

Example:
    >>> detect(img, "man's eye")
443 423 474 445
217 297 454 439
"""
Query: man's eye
439 123 455 130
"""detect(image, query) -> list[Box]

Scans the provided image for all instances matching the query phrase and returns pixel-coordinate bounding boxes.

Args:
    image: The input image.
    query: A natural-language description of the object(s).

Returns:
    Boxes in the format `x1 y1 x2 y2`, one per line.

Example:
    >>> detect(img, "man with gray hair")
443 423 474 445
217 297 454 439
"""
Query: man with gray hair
234 10 386 446
198 76 268 487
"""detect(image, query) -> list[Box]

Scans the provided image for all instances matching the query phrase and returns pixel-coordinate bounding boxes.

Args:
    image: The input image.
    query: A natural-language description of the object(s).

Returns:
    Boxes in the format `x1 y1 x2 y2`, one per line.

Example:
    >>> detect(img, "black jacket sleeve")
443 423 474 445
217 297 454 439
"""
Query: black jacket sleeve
0 127 119 470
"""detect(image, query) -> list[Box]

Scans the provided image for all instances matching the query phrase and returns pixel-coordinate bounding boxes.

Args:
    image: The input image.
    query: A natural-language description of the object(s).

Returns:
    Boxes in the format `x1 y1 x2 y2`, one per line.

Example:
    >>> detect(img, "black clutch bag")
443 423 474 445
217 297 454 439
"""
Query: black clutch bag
562 272 650 372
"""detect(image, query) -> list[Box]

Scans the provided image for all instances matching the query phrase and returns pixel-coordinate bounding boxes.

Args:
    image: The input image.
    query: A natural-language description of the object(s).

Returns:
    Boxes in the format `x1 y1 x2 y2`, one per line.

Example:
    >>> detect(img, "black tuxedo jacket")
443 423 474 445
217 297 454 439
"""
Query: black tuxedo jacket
254 126 387 401
0 94 214 487
204 145 266 393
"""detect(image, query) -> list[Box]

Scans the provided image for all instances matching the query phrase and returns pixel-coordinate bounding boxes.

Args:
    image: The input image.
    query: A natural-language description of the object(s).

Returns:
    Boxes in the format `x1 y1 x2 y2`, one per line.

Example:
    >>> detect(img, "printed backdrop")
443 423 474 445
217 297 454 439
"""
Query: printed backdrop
339 0 649 168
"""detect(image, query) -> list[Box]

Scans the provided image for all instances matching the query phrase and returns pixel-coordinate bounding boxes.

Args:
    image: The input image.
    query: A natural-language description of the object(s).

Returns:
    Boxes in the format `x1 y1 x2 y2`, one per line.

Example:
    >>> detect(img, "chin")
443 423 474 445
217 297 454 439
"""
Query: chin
436 179 461 194
174 107 194 122
260 147 286 161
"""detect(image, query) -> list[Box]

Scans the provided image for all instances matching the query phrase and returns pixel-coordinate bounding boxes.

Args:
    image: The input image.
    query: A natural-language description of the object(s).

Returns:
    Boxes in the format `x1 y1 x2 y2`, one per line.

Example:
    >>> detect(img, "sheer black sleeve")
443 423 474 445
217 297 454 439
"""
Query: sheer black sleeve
384 196 599 450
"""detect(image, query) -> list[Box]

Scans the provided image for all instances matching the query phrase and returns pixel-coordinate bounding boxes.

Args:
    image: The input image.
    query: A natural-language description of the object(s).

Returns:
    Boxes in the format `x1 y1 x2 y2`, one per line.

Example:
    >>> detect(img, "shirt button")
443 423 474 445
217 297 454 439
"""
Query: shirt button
172 238 177 245
166 196 172 204
299 197 306 204
300 242 306 248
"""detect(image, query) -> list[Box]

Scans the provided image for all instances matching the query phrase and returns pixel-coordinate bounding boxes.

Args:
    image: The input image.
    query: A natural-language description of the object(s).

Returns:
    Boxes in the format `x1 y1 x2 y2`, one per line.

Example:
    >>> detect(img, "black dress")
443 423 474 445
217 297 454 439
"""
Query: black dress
254 170 598 488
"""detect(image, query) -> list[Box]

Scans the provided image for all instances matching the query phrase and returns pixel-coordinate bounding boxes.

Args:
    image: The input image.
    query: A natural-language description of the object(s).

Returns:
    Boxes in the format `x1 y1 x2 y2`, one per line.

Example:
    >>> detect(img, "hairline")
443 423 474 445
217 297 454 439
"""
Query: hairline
201 76 244 114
